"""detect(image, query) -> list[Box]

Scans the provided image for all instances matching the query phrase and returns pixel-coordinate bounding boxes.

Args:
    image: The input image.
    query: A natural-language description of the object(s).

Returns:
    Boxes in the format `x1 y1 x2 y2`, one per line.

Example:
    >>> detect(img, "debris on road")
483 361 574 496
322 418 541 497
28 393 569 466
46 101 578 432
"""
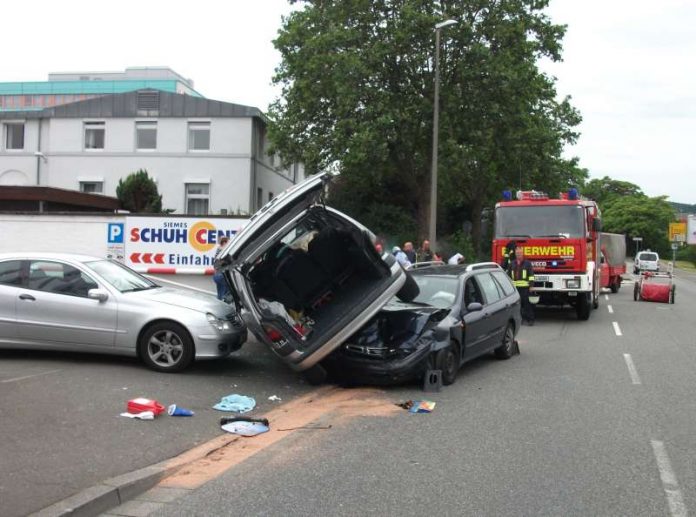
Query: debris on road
220 416 270 436
213 394 256 413
168 404 195 417
268 395 282 402
120 411 155 420
127 397 165 416
397 400 436 413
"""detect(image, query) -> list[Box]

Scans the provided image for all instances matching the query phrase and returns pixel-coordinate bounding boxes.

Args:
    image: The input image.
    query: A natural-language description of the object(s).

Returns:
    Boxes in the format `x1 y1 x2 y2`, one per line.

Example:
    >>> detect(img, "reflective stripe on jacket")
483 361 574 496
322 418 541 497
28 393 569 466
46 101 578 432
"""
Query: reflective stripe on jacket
509 260 535 288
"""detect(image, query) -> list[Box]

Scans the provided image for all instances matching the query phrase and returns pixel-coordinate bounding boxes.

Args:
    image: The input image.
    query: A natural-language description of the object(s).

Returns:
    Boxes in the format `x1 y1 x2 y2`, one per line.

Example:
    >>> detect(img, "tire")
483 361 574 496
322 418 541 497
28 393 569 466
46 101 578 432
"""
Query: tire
593 292 599 309
576 293 591 320
396 271 419 302
494 323 515 360
139 322 194 373
610 282 619 294
303 363 327 385
434 342 460 385
633 283 639 301
670 285 675 304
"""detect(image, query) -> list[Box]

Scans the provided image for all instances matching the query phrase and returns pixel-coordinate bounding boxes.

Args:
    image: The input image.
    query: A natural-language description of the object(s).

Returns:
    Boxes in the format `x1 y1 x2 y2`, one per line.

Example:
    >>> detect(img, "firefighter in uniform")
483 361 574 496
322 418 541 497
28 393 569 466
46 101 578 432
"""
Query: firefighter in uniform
508 245 536 326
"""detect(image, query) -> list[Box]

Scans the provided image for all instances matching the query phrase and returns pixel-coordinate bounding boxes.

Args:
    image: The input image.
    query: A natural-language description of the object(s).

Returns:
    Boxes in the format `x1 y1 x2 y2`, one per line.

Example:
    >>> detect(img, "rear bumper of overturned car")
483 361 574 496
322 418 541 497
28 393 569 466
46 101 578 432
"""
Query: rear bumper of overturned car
325 341 435 385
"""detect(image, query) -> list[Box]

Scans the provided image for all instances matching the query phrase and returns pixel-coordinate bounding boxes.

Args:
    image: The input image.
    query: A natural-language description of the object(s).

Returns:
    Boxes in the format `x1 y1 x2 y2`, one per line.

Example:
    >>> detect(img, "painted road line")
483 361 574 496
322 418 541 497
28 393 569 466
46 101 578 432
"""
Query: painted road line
612 321 622 336
604 294 610 301
623 354 641 385
651 440 688 517
145 275 216 295
608 305 614 314
1 369 62 384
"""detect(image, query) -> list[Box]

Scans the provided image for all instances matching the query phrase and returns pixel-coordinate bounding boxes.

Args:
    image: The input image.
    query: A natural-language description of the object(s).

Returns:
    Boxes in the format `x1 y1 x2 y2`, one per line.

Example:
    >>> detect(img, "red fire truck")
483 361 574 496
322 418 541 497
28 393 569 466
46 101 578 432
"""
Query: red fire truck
492 189 602 320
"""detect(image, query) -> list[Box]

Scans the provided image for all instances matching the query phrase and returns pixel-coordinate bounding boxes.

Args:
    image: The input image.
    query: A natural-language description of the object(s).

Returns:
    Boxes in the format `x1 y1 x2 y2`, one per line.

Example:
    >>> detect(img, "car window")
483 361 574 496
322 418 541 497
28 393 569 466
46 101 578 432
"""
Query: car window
476 273 502 304
86 259 158 293
638 253 657 261
463 277 484 306
29 260 98 298
0 260 25 287
491 270 515 297
411 275 459 309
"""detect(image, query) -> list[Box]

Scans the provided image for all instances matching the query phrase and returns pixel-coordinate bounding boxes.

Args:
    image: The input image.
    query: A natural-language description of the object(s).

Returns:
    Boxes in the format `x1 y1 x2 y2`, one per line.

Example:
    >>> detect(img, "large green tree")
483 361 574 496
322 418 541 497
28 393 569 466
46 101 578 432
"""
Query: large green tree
602 195 675 255
269 0 584 251
116 169 163 213
583 176 643 209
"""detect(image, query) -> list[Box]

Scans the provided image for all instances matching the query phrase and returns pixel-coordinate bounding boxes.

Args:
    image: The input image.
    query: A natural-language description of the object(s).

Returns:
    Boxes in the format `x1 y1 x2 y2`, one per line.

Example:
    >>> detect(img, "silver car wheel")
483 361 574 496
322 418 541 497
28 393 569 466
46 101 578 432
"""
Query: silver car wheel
147 330 184 367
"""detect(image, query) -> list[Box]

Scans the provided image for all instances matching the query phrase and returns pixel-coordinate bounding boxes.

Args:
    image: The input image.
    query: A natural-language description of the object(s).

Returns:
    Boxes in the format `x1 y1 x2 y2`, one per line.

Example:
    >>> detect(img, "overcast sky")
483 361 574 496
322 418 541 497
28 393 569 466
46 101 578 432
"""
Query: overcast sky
4 1 693 203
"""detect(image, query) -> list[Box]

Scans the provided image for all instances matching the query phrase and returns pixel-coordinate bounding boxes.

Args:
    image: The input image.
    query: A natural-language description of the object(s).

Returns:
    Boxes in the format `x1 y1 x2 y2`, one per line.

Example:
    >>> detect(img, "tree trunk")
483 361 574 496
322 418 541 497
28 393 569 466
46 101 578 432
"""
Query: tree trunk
470 197 484 260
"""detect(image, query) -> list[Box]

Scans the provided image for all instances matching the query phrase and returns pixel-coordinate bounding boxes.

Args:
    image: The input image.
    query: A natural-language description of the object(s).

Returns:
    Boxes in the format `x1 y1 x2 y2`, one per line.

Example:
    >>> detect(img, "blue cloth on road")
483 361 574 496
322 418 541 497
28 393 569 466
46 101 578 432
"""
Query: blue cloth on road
213 394 256 413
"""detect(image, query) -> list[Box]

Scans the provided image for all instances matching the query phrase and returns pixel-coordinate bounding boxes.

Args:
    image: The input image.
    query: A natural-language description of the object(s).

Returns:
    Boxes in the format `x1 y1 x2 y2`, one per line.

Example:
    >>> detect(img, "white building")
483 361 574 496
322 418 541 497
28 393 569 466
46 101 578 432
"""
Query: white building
0 89 303 214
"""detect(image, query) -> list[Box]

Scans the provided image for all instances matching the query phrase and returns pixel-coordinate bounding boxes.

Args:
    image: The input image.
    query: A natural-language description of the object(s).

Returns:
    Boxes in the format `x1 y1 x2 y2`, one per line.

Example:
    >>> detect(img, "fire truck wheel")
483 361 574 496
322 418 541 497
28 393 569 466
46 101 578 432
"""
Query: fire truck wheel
576 293 591 320
610 282 619 294
633 284 639 301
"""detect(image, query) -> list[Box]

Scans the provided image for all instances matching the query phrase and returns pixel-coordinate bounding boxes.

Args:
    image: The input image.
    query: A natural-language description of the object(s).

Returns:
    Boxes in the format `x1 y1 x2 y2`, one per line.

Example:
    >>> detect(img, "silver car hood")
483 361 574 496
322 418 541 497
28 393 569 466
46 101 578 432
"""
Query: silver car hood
128 286 226 314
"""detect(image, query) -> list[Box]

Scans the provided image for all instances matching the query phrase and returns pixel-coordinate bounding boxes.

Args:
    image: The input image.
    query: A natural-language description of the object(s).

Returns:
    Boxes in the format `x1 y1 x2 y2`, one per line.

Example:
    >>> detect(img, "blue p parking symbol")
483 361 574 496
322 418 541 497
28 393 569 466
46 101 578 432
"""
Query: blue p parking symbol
107 223 124 244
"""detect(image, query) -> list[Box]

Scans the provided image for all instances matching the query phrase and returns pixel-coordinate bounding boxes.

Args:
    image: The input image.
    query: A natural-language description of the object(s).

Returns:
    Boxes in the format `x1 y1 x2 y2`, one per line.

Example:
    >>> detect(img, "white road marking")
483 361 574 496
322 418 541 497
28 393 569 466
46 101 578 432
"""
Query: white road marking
651 440 688 517
612 321 622 336
1 369 62 384
604 294 609 301
623 354 641 385
608 305 614 314
145 275 216 295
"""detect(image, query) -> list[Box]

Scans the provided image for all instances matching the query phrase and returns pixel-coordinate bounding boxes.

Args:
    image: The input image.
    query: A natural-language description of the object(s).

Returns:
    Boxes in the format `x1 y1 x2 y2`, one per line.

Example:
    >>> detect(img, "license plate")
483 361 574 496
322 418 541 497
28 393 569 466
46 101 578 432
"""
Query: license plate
568 291 577 297
535 275 549 282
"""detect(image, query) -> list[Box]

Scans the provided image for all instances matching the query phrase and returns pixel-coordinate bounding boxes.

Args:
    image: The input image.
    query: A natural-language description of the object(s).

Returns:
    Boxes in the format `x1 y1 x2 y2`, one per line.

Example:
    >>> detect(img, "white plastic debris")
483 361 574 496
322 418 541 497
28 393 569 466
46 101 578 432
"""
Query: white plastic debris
120 411 155 420
268 395 282 402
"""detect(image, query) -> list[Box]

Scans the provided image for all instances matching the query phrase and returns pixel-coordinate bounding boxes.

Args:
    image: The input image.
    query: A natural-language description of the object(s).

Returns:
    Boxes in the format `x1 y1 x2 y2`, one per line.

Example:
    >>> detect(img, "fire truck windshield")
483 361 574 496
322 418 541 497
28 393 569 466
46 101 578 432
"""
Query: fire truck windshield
495 205 585 239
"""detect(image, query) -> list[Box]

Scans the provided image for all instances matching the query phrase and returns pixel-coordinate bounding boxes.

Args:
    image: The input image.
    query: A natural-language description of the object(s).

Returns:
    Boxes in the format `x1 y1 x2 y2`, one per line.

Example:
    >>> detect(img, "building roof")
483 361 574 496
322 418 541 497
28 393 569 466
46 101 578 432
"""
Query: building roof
0 89 264 120
0 186 120 210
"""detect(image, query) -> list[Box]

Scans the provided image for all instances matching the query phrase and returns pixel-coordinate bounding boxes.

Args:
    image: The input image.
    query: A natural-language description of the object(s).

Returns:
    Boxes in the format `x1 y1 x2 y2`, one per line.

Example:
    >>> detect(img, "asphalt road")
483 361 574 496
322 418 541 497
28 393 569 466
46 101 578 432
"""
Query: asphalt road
0 273 315 517
125 269 696 517
5 270 696 516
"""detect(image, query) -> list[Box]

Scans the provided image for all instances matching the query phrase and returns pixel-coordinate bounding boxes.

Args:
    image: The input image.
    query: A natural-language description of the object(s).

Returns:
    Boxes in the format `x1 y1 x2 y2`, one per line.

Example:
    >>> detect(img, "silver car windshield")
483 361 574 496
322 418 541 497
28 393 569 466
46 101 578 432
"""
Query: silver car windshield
86 260 159 293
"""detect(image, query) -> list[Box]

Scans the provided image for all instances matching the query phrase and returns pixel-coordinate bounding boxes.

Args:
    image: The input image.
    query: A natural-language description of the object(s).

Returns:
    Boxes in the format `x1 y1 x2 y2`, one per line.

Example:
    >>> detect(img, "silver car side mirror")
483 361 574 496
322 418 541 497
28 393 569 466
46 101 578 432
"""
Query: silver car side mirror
88 289 109 302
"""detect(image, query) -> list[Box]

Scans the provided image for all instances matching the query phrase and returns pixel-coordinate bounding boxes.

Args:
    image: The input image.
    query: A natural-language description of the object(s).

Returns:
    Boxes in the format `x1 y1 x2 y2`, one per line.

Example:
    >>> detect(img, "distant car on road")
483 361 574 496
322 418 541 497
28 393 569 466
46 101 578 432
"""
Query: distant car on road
0 253 246 372
324 262 522 386
633 250 659 274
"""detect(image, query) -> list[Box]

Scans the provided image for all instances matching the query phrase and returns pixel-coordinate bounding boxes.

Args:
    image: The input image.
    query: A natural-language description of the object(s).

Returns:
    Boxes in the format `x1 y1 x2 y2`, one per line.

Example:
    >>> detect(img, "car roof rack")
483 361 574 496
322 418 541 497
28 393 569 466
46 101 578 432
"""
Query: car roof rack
465 262 503 272
407 260 445 270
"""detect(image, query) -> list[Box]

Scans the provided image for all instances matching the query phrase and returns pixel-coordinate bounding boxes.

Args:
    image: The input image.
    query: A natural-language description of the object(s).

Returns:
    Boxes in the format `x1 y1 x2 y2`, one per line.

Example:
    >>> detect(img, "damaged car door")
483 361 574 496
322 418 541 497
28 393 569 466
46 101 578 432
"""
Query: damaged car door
218 172 417 380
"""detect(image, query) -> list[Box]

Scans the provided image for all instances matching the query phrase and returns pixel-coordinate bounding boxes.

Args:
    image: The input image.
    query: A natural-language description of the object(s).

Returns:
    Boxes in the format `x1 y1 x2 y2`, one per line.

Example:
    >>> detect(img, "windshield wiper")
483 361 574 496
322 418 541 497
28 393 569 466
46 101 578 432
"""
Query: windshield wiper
123 285 159 293
537 233 569 239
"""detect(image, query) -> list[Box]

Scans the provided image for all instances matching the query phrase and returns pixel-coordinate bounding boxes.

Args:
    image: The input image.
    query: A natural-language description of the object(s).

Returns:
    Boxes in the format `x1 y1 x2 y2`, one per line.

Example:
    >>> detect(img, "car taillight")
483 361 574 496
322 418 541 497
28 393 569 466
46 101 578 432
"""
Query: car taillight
264 326 284 342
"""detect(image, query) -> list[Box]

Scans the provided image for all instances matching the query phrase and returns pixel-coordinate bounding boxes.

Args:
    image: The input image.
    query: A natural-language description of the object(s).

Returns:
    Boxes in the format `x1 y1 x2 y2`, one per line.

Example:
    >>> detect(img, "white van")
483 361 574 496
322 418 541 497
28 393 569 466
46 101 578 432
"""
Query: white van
633 250 659 274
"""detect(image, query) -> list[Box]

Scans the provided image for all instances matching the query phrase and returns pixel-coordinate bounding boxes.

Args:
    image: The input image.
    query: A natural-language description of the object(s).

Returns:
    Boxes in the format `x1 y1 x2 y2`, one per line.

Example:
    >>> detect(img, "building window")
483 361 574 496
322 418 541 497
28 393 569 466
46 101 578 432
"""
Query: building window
84 122 105 150
188 122 210 151
268 192 274 202
79 181 103 194
136 121 157 150
256 187 263 210
186 183 210 215
5 123 24 150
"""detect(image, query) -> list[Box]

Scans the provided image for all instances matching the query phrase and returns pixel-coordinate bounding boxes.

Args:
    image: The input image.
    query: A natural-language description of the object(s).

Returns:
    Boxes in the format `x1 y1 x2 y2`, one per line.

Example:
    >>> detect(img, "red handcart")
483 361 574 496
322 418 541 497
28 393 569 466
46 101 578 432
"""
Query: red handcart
633 271 675 304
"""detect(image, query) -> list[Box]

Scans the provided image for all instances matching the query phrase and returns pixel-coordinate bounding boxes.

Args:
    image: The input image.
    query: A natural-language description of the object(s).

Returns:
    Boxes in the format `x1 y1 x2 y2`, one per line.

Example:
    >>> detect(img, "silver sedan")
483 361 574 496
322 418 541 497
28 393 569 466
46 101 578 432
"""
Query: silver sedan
0 253 246 372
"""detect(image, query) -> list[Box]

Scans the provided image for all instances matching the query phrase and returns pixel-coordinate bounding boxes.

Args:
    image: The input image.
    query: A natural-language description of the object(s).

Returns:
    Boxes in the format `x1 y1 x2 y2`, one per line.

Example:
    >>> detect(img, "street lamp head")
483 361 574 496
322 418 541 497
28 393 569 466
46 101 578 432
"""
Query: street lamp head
434 19 458 30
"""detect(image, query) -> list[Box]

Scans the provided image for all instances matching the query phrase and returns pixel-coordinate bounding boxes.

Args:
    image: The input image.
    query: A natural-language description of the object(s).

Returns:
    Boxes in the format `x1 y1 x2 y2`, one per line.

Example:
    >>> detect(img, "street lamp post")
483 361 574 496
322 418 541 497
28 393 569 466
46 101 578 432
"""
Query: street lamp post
429 19 458 250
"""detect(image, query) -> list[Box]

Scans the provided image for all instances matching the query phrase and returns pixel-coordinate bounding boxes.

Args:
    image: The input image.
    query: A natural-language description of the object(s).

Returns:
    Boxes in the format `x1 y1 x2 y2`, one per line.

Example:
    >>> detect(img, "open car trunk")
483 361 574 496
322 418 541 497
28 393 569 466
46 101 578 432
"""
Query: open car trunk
238 206 402 369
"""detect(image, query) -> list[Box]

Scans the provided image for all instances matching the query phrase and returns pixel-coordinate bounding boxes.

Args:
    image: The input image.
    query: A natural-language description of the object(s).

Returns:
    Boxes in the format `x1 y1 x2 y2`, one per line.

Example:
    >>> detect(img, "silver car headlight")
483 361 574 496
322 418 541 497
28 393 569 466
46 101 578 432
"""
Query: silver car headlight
207 313 232 331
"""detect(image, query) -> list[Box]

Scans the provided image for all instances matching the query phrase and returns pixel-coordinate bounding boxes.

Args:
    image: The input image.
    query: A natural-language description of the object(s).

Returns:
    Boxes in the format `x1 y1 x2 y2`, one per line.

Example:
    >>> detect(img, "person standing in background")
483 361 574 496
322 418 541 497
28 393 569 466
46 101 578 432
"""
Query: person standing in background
417 240 433 262
213 236 231 300
403 242 417 263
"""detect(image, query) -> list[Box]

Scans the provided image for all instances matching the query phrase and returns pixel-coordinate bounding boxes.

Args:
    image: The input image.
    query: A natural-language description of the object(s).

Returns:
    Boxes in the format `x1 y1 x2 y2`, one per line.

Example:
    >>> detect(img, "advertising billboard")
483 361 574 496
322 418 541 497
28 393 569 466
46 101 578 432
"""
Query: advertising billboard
125 217 248 273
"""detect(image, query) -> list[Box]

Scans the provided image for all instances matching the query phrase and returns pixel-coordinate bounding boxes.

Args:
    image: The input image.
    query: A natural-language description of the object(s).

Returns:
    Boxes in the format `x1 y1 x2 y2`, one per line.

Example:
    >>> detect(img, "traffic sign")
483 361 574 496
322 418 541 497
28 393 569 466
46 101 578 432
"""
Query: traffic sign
632 237 643 242
669 222 686 242
672 243 679 250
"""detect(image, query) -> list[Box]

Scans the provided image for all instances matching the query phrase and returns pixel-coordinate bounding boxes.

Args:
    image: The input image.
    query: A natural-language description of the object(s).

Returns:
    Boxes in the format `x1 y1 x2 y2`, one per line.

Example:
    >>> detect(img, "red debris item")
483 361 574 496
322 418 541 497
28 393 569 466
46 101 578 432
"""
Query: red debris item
640 283 671 303
127 398 166 415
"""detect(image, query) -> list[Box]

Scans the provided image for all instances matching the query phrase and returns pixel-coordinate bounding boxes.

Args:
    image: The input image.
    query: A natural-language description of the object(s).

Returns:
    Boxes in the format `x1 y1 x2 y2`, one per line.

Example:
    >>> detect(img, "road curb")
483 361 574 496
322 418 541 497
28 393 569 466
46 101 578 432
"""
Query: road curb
29 465 168 517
